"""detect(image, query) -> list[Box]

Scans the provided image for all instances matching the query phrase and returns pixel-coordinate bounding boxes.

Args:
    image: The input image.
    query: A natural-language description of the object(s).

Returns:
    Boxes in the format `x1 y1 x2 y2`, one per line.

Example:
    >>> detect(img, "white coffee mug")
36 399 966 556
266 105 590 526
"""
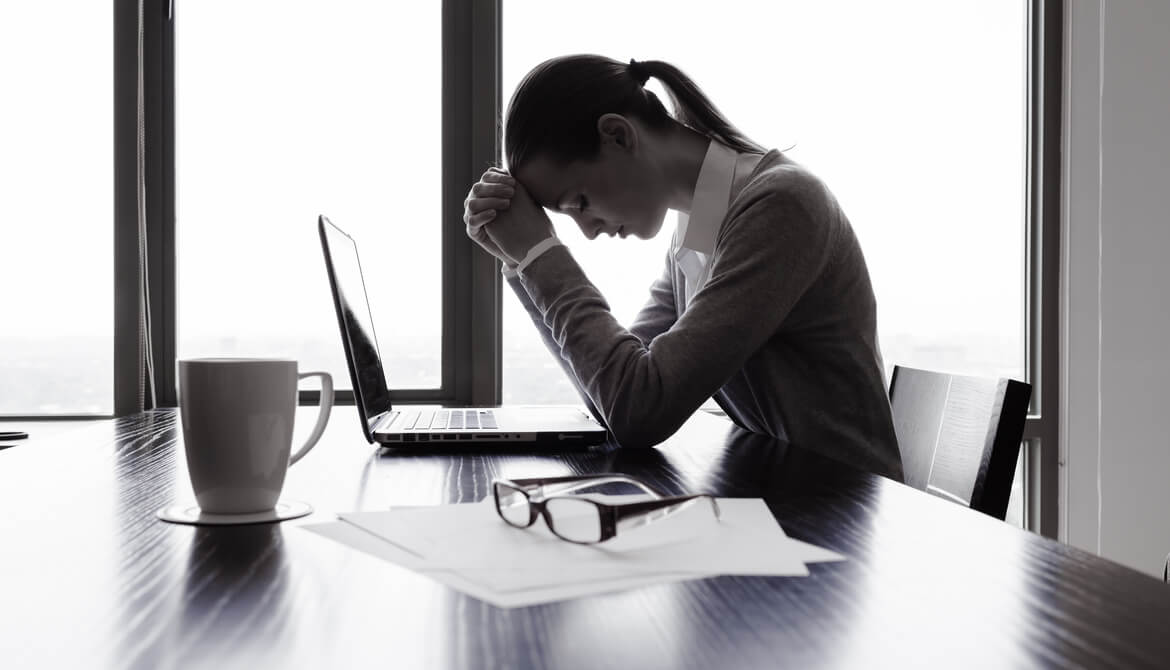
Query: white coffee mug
177 358 333 515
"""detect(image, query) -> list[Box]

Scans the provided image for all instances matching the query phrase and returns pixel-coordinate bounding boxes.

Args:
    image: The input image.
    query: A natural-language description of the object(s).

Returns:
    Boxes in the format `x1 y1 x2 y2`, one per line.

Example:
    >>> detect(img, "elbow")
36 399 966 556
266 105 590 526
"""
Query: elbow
597 359 686 448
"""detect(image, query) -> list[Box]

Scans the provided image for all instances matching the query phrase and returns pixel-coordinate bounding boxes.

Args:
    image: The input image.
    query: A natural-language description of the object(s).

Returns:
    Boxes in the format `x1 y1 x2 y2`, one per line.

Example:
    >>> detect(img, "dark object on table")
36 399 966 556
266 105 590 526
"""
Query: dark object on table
1 430 29 449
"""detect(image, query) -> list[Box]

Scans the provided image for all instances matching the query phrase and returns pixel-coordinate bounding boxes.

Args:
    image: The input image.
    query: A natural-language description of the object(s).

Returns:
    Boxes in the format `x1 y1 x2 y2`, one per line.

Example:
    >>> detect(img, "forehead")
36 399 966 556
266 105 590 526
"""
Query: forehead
514 155 591 211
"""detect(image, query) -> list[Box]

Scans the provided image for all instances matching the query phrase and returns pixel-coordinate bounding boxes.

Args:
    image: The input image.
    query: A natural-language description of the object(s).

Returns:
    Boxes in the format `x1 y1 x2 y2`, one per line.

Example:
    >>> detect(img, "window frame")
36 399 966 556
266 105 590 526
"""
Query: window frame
114 0 174 416
1022 0 1062 538
303 0 504 408
112 0 504 413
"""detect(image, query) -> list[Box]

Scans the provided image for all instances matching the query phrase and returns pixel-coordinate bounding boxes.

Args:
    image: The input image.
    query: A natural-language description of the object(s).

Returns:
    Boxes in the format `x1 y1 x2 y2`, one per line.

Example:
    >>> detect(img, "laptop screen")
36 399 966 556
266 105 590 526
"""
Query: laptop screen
318 216 393 432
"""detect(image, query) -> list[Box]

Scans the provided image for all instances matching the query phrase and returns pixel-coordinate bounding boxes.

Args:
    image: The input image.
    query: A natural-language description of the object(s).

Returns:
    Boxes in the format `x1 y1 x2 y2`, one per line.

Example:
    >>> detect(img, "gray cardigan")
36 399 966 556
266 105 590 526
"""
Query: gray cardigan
507 150 904 482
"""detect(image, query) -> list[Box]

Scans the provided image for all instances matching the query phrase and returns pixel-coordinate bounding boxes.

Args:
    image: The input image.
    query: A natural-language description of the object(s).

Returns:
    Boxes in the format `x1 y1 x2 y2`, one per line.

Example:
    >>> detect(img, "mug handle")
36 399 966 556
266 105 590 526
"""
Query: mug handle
289 371 333 466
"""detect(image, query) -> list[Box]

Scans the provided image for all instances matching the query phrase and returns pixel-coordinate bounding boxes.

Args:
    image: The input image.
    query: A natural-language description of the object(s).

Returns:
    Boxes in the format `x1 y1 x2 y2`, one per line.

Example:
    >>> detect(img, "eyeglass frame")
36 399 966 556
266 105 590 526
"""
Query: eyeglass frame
491 474 721 545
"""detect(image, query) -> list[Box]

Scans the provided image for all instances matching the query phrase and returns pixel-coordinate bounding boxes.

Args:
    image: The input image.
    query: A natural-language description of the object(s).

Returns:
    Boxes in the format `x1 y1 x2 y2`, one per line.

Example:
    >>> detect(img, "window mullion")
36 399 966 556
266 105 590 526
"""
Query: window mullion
444 0 503 406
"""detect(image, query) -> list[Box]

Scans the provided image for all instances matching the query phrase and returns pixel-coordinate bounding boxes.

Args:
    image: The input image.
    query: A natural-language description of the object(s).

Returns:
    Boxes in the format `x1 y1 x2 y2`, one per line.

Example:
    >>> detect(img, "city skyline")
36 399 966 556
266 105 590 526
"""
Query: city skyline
1 327 1022 415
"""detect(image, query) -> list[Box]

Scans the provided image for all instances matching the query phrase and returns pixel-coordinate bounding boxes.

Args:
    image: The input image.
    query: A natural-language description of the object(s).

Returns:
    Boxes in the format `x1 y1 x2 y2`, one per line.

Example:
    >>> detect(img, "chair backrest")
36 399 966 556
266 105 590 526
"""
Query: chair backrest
888 365 1032 520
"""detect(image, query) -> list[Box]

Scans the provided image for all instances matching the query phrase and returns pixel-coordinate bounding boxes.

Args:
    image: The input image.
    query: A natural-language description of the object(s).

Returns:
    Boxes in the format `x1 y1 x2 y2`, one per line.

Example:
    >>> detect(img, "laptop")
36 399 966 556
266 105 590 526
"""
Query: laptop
318 215 608 448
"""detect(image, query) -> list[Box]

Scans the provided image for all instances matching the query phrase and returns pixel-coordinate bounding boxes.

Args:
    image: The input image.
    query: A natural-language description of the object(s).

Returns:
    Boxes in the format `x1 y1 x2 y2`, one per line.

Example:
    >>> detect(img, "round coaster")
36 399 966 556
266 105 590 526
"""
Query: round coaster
156 500 313 526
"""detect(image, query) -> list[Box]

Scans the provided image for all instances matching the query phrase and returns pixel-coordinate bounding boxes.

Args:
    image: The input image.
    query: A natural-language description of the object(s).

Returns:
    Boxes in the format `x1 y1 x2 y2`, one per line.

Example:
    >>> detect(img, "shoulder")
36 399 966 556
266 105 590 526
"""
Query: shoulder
718 152 840 250
735 152 838 219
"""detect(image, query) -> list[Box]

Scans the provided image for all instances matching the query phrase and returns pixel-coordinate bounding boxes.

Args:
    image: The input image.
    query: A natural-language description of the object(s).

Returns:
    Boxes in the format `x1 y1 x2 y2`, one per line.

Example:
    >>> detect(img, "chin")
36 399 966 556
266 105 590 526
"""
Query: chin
636 212 668 240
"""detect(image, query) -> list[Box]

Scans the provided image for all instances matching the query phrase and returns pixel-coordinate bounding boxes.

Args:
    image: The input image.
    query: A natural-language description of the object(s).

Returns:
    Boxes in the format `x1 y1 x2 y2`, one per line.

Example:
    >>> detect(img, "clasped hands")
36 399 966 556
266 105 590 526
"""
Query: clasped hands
463 168 555 268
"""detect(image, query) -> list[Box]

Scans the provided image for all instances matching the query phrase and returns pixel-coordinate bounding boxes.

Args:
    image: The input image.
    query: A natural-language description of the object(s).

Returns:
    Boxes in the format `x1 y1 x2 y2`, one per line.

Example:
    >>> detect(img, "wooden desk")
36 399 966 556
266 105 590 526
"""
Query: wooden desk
2 409 1168 669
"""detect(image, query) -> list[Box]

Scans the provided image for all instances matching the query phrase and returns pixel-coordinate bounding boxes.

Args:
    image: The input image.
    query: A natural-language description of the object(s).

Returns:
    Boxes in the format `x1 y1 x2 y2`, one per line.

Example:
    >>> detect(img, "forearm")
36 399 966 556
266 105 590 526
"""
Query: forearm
505 274 608 428
517 248 722 448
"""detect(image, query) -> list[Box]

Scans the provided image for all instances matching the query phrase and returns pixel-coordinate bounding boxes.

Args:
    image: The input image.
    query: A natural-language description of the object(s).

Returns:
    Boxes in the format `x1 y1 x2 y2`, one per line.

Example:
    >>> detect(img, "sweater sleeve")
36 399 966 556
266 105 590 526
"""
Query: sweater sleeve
504 249 678 427
517 184 834 448
505 274 607 427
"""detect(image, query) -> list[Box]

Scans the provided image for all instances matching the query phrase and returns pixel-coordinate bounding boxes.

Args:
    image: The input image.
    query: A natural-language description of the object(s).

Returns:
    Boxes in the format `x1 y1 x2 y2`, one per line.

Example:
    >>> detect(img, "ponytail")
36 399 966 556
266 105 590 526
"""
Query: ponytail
630 59 765 156
505 54 763 171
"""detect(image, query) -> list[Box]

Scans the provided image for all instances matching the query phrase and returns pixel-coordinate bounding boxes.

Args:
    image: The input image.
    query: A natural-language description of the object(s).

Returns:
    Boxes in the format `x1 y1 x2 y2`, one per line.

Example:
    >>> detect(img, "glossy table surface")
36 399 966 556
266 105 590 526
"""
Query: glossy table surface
2 408 1169 670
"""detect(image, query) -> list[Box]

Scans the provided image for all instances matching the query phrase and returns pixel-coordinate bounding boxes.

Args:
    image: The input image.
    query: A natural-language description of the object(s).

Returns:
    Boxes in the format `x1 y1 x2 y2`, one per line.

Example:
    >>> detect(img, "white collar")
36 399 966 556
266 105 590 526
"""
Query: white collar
674 141 740 256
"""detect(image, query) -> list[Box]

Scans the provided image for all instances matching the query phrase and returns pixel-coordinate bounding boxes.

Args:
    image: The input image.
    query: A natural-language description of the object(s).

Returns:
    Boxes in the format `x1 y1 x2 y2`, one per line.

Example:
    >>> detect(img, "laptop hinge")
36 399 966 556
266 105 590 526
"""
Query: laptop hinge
368 410 395 434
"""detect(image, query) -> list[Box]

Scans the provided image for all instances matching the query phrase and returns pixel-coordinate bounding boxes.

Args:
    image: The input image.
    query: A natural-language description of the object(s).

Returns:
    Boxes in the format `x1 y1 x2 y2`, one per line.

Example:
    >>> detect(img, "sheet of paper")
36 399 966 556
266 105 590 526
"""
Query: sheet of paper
339 497 832 579
301 521 703 608
305 495 845 607
785 538 847 564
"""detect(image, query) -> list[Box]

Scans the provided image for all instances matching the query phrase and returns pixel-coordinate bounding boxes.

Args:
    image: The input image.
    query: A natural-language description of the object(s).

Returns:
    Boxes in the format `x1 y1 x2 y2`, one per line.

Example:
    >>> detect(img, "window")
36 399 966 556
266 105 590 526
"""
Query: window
502 0 1027 407
7 0 1056 533
502 1 1040 529
0 2 113 415
175 1 443 391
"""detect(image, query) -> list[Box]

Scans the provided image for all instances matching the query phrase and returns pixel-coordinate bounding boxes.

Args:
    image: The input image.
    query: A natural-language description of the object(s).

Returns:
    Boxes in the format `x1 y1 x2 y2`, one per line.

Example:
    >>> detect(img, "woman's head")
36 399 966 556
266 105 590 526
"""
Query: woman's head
505 55 762 240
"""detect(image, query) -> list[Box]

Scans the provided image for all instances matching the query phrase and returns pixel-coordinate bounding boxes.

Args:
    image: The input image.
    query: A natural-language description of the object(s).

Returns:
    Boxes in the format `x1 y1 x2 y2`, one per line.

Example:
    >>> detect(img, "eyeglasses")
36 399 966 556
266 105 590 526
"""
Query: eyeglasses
491 474 721 545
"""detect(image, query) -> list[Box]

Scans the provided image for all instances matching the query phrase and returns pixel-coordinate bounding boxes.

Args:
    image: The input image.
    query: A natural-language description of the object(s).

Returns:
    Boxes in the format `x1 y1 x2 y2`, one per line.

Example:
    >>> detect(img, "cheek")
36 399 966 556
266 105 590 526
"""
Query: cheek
621 180 667 231
596 163 640 212
592 165 664 233
611 197 658 233
611 178 658 220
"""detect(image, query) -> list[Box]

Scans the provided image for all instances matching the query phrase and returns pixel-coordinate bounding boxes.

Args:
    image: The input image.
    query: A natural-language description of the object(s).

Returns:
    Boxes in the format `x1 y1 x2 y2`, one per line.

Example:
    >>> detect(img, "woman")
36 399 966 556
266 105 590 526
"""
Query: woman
463 55 903 481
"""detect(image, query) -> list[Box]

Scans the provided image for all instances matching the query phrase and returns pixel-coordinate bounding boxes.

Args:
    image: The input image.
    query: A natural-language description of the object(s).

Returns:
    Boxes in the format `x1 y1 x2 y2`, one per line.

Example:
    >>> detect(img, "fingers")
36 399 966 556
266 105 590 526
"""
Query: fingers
471 181 514 198
464 171 517 228
482 168 515 184
463 168 525 232
465 208 498 229
466 197 510 215
464 198 508 231
466 216 516 265
467 181 513 213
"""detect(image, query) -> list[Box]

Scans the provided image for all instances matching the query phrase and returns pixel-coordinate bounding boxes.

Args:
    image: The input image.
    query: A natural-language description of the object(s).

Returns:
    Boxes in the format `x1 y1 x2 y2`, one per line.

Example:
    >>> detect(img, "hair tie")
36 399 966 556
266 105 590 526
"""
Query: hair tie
628 58 651 86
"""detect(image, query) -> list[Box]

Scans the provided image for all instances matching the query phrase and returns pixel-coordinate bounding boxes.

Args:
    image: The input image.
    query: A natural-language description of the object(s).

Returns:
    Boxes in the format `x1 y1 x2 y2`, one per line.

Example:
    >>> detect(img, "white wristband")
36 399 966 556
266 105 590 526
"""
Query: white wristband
514 237 564 275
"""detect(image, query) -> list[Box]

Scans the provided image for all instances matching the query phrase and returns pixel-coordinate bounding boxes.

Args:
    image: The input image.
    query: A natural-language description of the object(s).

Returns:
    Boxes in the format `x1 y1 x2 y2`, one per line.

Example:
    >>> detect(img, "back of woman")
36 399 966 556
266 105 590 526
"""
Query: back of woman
705 155 900 479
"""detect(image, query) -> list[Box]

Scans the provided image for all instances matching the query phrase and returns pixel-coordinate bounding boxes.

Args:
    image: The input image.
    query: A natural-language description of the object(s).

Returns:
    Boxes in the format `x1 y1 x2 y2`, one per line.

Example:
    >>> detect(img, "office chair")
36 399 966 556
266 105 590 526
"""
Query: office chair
888 365 1032 521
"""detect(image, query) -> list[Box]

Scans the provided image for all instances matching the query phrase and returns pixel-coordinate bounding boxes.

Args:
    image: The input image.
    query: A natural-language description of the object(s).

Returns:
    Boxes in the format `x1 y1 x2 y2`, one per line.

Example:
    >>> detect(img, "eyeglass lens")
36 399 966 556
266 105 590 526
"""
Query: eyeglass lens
495 483 532 527
495 482 605 543
543 497 603 543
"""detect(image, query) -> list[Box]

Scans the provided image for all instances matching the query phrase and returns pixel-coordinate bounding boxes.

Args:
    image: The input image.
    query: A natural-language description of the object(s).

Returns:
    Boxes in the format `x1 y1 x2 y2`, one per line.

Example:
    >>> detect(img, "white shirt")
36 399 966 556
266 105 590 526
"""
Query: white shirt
674 141 763 309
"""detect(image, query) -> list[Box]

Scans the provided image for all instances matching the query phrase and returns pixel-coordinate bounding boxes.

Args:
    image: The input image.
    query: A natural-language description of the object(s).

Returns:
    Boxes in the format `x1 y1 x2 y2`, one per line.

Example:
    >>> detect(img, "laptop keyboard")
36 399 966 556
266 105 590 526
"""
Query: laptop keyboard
396 409 497 431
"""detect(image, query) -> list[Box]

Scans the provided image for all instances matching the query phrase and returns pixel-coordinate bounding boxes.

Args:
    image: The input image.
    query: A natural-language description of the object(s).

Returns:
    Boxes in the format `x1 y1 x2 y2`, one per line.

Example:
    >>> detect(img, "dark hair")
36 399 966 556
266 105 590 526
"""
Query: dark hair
504 54 765 172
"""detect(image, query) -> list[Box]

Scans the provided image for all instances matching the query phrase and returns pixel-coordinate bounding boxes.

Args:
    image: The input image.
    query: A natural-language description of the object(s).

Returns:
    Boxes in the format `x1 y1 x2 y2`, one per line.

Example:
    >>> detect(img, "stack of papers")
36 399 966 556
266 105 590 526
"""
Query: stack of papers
302 496 844 609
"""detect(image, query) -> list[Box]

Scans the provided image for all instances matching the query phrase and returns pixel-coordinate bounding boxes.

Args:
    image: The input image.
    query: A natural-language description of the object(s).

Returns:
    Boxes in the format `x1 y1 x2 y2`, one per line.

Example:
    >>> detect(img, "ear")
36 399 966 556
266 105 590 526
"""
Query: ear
596 113 637 153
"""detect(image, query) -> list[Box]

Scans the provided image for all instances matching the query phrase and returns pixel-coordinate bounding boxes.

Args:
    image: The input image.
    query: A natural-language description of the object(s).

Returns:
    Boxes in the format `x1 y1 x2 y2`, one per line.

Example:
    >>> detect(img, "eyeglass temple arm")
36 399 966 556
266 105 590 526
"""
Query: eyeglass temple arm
509 475 662 499
612 495 721 534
